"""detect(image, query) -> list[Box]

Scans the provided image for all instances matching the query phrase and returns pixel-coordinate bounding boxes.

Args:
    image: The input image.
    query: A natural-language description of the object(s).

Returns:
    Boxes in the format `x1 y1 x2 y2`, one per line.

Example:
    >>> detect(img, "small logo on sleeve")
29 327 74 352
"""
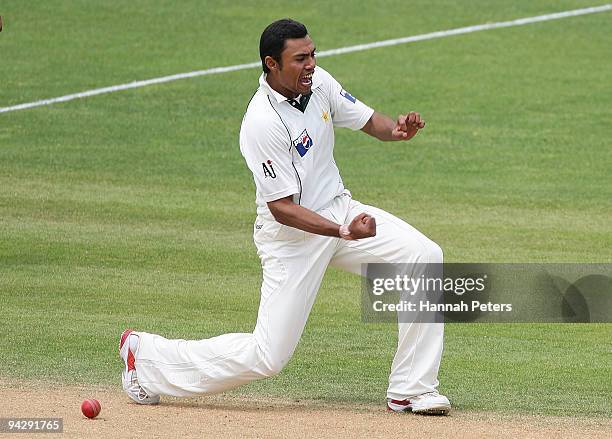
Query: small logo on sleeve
262 160 277 178
292 129 314 157
340 89 356 103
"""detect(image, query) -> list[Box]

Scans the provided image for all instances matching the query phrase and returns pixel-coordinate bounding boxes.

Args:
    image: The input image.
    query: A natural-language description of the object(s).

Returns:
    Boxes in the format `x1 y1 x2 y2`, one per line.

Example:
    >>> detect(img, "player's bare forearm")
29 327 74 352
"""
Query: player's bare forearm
268 196 340 236
361 112 397 141
267 196 376 239
361 111 425 141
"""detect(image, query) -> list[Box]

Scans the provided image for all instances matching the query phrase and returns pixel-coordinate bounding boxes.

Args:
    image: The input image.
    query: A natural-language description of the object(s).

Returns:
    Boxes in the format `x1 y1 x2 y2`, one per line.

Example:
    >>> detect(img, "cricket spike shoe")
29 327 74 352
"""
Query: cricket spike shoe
119 329 160 405
387 392 451 415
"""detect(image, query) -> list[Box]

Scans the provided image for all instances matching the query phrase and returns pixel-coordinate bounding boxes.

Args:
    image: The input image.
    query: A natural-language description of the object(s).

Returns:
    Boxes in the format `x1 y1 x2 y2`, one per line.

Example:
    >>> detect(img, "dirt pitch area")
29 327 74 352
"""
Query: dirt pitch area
1 379 610 438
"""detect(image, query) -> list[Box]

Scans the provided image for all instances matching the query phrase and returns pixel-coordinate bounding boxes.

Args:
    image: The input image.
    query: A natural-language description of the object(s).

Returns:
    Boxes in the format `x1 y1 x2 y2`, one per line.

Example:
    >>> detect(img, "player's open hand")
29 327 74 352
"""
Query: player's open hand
347 213 376 239
392 112 425 140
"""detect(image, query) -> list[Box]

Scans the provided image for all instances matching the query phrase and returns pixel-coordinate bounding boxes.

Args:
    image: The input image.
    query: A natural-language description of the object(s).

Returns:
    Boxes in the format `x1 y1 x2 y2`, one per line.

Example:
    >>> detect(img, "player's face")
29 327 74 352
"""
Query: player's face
271 36 316 98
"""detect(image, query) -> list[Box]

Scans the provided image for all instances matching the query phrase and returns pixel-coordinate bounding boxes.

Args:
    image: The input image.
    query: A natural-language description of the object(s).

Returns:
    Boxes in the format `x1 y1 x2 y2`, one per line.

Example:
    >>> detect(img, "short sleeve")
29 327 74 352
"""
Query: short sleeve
326 71 374 130
239 114 300 202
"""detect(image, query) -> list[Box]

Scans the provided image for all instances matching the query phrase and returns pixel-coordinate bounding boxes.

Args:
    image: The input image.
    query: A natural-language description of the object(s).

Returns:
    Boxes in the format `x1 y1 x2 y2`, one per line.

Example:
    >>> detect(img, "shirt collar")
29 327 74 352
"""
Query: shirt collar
259 69 323 103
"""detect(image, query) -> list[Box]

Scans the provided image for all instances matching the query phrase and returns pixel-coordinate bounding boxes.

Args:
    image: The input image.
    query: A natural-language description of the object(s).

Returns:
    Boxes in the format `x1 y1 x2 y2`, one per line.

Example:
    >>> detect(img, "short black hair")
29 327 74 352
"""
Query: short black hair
259 19 308 73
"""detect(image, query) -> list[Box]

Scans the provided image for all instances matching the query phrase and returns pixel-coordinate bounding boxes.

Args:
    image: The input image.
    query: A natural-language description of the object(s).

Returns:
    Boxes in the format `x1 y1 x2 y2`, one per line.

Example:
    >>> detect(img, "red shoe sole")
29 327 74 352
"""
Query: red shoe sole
119 329 136 372
120 329 133 350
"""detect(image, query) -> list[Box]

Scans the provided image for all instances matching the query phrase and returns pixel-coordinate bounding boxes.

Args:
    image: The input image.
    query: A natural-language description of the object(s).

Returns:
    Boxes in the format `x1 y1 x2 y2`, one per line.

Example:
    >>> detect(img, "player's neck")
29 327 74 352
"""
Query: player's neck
265 75 299 99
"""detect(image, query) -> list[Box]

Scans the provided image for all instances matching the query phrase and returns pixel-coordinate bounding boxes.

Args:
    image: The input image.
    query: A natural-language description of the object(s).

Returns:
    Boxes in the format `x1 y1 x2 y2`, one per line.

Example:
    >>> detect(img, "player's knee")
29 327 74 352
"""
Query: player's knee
421 241 443 264
261 355 290 377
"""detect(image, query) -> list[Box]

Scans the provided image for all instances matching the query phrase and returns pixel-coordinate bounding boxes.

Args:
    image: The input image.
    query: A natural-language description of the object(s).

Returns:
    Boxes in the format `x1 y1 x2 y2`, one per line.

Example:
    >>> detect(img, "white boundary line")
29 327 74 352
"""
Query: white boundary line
1 4 610 114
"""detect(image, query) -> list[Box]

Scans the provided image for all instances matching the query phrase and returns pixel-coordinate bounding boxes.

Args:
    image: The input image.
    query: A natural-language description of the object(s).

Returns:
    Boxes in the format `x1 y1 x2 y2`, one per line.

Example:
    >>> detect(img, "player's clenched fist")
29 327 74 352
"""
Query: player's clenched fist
347 213 376 239
392 111 426 141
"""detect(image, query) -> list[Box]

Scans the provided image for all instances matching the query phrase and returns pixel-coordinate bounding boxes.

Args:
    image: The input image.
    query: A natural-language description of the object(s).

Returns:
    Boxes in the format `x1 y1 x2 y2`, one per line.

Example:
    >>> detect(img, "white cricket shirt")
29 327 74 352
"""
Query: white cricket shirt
240 66 374 221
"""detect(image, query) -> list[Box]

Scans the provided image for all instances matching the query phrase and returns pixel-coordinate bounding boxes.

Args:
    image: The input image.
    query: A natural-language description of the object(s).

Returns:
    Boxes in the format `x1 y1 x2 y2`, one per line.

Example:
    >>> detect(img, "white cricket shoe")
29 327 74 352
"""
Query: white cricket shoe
387 391 451 415
119 329 160 405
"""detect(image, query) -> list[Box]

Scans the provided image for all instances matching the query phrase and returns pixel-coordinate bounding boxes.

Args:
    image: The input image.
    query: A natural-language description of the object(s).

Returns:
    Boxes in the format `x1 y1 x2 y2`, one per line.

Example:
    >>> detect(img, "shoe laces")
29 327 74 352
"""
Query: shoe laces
413 391 441 400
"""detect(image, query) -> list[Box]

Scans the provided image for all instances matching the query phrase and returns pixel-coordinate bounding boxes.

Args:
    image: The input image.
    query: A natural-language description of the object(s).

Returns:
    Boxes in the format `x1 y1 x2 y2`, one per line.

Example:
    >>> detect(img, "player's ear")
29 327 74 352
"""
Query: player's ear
265 56 280 72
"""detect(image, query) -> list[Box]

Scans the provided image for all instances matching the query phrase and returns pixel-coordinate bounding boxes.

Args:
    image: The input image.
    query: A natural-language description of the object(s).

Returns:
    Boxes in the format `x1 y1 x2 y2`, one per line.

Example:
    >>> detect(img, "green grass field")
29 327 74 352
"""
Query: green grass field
1 1 610 418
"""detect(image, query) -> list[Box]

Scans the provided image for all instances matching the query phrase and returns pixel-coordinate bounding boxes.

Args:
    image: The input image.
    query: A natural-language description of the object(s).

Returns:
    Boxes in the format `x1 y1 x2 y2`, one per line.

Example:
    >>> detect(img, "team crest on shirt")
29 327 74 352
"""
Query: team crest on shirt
292 129 314 157
340 89 356 103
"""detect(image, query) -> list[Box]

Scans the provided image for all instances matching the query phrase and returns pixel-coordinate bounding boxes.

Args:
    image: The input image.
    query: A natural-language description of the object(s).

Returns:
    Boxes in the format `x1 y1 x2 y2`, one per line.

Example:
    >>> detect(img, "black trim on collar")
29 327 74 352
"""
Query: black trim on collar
287 93 312 113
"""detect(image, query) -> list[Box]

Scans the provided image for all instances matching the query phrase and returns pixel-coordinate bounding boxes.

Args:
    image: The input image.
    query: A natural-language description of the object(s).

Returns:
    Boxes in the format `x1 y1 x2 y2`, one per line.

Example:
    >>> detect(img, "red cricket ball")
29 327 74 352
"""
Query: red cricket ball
81 399 101 419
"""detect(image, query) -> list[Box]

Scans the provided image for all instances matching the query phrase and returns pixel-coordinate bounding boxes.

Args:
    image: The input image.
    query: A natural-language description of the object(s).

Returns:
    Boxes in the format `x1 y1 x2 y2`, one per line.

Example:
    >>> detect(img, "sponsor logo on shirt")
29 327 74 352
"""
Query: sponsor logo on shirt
262 160 277 178
340 89 356 103
292 129 314 157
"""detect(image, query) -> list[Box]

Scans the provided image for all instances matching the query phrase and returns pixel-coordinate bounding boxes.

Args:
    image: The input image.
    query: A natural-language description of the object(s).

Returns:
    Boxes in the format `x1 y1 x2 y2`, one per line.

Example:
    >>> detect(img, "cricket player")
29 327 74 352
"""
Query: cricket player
120 18 451 415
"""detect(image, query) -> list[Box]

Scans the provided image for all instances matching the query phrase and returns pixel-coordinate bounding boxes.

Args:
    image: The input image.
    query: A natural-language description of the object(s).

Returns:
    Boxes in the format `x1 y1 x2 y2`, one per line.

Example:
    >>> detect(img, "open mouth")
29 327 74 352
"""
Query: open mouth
300 72 313 86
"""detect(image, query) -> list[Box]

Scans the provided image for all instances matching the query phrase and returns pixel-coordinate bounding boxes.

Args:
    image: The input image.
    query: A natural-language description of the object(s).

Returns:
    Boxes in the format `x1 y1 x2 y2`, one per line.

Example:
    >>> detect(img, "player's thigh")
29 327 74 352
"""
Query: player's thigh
330 201 443 275
253 234 336 368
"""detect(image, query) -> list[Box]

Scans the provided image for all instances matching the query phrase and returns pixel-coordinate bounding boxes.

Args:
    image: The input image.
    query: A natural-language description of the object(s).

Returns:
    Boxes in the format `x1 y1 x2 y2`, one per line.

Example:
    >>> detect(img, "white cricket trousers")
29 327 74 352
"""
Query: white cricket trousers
135 192 444 400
